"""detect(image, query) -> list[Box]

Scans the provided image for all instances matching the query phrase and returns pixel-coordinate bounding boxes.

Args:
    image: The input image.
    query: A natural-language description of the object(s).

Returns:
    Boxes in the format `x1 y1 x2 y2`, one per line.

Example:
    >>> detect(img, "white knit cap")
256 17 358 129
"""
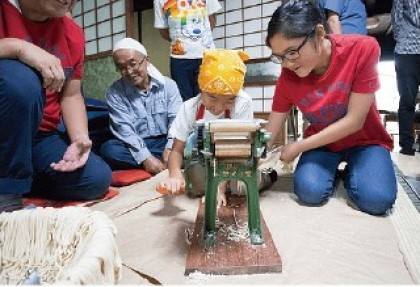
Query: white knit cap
113 37 165 85
113 37 147 57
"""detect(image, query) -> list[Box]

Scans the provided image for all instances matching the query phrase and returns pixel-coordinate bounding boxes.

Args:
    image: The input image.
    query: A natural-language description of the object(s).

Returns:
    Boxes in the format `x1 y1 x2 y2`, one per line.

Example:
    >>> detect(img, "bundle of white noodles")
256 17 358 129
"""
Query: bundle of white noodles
0 207 122 284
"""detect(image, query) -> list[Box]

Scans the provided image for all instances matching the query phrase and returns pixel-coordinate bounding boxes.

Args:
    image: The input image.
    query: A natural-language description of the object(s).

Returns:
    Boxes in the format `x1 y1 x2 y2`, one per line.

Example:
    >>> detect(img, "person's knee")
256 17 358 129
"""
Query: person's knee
294 176 331 205
83 156 112 200
353 187 397 215
0 60 43 108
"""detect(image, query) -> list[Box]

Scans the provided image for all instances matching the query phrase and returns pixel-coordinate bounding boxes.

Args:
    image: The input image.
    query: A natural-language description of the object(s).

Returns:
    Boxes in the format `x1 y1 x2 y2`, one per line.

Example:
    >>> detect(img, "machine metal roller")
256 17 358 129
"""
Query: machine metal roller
214 142 251 158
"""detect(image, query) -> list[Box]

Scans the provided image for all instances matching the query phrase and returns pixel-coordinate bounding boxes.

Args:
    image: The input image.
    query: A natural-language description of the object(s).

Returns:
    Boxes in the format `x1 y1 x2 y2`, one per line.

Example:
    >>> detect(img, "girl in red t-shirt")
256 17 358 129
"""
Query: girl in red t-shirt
264 0 396 215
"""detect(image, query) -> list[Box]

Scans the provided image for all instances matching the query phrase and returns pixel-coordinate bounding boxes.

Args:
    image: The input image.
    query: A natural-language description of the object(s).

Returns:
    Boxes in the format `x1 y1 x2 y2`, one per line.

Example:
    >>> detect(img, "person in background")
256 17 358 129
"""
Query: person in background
318 0 367 34
0 0 111 213
100 38 183 175
154 0 222 101
392 0 420 156
265 0 396 215
158 49 277 207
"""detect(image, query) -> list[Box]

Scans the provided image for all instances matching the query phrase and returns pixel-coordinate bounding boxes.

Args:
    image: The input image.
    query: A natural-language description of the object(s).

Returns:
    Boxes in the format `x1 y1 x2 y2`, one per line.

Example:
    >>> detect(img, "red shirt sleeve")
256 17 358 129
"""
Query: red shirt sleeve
63 17 85 80
351 37 380 94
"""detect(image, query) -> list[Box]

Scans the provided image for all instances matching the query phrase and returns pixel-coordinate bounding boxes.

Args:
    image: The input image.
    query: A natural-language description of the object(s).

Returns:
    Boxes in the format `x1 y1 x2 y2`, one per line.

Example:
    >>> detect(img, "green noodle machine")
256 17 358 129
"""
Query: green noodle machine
184 119 272 246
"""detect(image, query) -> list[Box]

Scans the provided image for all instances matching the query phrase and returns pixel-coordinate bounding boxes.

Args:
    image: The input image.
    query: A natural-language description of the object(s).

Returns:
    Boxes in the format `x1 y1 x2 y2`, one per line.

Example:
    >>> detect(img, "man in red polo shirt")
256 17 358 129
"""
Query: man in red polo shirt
0 0 111 212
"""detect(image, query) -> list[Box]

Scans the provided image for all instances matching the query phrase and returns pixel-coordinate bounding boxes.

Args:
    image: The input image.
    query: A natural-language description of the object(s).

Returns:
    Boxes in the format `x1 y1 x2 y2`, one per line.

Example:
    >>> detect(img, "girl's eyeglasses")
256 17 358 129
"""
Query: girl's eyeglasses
270 27 316 64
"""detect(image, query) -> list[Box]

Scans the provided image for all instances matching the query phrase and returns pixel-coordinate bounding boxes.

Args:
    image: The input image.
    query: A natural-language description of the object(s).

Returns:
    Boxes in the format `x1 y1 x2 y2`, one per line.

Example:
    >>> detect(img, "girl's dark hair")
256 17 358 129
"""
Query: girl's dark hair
265 0 328 47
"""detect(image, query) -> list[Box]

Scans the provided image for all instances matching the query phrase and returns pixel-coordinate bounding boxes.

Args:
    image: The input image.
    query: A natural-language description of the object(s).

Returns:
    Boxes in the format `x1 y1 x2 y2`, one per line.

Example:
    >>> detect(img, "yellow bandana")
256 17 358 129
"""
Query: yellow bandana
198 49 250 96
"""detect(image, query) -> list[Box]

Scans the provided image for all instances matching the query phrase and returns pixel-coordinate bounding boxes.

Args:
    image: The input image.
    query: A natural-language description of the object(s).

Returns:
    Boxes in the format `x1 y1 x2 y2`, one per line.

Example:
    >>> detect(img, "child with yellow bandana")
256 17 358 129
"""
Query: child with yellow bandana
159 49 277 206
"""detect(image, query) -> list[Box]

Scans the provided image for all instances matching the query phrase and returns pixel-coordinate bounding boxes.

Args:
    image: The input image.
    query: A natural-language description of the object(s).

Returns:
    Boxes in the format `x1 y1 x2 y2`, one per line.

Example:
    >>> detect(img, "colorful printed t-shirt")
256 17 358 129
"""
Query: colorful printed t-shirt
154 0 221 59
272 34 393 152
0 0 85 132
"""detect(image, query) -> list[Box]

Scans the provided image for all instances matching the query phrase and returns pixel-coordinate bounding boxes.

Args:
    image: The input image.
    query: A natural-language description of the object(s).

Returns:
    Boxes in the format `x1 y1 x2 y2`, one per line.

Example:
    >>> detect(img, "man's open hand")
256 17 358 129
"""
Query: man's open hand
50 138 92 172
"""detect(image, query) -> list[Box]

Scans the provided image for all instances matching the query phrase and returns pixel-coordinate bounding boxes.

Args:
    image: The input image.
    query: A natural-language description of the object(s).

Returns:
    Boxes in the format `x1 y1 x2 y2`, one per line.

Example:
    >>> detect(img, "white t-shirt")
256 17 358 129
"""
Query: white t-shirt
169 90 253 142
154 0 222 59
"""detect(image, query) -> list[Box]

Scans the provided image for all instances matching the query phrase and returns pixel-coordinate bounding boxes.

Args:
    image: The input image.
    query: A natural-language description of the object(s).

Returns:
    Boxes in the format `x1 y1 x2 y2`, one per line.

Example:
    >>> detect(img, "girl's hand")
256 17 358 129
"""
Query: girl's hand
279 142 301 163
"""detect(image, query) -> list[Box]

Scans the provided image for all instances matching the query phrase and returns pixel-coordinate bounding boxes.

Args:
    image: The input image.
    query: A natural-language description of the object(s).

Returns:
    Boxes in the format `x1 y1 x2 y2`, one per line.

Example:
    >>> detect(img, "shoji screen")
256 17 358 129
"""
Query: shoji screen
213 0 281 113
73 0 127 57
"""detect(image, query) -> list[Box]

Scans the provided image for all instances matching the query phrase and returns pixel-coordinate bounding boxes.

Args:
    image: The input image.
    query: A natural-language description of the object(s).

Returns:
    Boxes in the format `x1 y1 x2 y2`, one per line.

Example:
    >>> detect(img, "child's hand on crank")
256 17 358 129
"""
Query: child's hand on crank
156 177 185 195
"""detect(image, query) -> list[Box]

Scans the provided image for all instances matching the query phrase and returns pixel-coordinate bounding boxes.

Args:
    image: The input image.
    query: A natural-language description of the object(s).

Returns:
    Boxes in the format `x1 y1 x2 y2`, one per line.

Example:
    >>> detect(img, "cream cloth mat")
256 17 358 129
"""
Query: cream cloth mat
92 159 419 284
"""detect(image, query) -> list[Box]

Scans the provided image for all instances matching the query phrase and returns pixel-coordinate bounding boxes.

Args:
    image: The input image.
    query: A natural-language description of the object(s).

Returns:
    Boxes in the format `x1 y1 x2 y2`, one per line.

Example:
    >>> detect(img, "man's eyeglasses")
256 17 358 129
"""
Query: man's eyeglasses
116 57 146 74
270 27 316 64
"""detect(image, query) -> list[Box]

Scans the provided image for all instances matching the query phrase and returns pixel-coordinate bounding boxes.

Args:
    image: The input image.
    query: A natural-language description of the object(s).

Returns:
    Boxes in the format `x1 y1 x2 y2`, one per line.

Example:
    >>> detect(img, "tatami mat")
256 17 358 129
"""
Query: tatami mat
90 158 419 284
390 153 420 283
390 182 420 283
403 175 420 200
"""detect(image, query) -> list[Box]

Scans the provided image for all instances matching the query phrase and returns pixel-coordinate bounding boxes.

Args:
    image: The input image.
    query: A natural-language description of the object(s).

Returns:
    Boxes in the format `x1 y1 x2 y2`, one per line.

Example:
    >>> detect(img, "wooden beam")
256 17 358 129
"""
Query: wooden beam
133 0 153 12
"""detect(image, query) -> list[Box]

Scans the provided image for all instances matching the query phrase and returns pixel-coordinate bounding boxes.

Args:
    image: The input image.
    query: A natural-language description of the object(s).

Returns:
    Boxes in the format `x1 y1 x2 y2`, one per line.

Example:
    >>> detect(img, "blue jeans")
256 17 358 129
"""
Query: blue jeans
30 132 112 200
294 145 397 215
100 136 167 170
170 57 201 101
395 53 420 151
0 59 111 200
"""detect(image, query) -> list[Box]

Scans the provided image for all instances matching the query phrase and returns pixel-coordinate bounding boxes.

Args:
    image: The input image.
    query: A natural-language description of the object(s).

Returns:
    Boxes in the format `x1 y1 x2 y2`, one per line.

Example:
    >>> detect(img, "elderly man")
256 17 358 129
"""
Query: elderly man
100 38 182 175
